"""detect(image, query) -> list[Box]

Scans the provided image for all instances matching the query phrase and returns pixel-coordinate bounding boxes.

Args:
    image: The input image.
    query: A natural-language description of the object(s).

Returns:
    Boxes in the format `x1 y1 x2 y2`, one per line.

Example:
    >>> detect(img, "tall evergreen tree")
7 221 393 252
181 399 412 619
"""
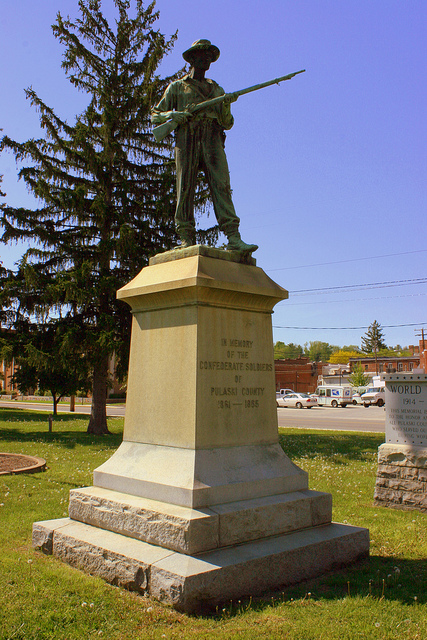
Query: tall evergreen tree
0 1 189 433
361 320 387 354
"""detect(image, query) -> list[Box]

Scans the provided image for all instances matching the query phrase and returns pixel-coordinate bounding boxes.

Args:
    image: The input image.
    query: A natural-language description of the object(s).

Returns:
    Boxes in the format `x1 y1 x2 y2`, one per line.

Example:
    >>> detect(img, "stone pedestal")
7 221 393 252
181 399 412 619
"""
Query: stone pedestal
33 246 369 612
374 373 427 511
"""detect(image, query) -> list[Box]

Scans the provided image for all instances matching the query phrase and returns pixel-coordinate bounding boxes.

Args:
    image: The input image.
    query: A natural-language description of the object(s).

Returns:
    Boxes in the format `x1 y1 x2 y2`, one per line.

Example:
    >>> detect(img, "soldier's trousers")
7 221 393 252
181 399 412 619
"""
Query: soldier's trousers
174 120 240 237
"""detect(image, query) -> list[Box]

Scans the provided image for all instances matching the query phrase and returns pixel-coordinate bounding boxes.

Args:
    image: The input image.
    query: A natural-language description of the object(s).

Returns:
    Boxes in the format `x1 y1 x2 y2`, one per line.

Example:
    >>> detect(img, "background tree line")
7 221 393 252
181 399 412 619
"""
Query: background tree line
274 321 412 363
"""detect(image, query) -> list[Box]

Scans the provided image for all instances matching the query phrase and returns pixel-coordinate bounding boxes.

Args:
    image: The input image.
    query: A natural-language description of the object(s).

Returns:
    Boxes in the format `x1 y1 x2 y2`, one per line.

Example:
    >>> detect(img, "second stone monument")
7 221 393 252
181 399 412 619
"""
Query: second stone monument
374 372 427 512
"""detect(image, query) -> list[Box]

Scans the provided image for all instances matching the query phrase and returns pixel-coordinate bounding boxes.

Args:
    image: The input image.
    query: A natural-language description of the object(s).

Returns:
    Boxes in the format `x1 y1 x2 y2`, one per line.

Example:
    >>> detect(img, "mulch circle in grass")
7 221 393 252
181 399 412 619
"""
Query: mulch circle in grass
0 453 46 475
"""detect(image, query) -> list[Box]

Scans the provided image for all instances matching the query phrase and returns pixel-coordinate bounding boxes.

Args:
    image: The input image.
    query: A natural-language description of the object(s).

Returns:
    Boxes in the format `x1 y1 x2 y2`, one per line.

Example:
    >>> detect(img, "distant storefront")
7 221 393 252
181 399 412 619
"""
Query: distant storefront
349 354 420 376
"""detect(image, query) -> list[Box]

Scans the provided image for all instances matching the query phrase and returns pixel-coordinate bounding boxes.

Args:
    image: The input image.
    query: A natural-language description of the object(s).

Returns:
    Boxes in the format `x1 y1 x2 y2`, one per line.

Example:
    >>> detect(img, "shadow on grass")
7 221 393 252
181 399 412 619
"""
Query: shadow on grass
0 408 123 450
282 555 427 604
279 430 384 463
204 556 427 619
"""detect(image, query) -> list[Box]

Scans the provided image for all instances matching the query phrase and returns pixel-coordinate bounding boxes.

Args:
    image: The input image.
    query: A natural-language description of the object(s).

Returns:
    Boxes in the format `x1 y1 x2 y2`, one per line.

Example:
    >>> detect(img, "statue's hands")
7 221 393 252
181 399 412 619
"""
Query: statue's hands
224 92 239 104
170 110 191 124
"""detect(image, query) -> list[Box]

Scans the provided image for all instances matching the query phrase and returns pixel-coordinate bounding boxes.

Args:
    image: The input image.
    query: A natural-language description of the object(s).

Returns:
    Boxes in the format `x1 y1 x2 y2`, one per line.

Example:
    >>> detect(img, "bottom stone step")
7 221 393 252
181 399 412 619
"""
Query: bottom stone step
33 517 369 613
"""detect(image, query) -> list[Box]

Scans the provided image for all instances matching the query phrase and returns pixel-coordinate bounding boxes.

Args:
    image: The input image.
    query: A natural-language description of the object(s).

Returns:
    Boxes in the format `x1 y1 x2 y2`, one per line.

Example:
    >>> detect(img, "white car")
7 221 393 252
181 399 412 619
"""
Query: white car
276 389 294 406
277 392 318 409
361 387 385 407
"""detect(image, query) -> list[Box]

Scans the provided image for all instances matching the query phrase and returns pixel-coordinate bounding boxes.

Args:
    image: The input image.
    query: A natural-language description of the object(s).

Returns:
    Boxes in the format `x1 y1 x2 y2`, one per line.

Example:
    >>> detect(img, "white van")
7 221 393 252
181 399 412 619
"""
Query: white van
360 387 385 407
314 385 353 408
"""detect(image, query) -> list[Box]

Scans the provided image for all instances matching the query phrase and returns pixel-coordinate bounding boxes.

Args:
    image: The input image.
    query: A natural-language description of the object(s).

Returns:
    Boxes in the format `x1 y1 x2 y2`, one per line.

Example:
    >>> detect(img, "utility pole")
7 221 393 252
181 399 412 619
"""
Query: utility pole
415 328 426 372
415 327 425 351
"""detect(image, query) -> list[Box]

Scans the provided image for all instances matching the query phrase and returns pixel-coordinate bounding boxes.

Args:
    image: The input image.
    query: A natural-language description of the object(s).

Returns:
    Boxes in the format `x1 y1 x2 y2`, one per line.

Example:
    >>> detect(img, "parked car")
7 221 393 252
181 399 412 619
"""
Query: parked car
360 387 385 407
278 392 318 409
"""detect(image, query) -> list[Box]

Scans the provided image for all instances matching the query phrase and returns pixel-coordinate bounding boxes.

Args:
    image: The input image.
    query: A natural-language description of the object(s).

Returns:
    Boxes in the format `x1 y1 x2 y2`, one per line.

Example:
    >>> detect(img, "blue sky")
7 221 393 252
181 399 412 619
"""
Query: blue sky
1 0 426 349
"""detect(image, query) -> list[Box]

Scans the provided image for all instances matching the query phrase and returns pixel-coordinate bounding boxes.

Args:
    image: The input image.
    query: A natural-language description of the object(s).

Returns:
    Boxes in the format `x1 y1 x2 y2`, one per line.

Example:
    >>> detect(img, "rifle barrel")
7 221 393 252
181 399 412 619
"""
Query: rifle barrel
235 69 305 98
191 69 305 114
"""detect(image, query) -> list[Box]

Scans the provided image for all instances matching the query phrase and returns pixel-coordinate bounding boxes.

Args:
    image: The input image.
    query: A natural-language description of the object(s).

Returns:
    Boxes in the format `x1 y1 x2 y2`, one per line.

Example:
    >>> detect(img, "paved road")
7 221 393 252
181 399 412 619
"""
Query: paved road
0 401 126 417
1 400 385 432
277 404 385 432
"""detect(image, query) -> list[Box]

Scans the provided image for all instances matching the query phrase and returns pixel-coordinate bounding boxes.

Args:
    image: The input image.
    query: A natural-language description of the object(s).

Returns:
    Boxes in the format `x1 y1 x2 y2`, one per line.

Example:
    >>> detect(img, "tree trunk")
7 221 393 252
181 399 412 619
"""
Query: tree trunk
87 357 110 434
52 394 58 416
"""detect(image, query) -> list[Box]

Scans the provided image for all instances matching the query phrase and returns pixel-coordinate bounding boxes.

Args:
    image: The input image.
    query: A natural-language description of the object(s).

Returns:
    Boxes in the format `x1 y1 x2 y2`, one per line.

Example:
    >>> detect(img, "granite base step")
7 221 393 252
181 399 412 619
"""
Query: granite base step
33 517 369 613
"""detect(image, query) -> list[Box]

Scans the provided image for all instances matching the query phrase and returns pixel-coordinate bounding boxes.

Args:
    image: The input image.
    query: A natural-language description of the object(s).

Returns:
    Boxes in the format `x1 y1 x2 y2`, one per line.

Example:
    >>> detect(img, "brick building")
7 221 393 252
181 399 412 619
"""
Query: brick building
349 351 420 376
1 358 17 393
274 357 324 394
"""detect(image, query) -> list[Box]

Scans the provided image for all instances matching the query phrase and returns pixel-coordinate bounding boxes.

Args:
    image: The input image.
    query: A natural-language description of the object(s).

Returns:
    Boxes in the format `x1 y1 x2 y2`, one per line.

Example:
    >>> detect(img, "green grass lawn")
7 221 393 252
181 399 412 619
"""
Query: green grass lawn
0 408 426 639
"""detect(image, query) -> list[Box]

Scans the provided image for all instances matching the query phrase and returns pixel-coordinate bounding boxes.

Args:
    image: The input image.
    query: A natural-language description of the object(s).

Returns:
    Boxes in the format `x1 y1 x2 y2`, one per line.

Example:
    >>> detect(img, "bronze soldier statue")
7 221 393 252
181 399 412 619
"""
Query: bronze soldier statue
151 39 258 253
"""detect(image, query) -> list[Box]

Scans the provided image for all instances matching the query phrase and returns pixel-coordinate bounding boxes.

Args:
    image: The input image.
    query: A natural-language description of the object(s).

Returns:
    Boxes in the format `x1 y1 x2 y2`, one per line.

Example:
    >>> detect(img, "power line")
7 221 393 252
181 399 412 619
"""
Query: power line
273 322 427 330
284 292 427 306
266 249 427 272
290 277 427 296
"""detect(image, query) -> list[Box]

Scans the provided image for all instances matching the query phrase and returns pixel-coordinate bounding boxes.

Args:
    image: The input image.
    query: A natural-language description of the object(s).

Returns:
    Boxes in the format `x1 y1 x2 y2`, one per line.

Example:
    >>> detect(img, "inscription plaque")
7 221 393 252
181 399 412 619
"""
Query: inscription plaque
201 337 272 412
384 374 427 446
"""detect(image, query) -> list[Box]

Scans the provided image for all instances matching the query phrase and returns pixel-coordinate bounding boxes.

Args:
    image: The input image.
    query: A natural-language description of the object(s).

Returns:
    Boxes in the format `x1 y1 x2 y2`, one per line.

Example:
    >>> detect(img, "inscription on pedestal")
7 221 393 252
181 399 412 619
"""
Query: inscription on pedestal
200 337 273 415
385 375 427 446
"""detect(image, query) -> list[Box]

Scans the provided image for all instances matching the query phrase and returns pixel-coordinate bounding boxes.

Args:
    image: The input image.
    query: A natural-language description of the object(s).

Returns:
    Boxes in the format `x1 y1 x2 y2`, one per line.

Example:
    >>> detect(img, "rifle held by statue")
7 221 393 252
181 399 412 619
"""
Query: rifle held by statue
152 69 305 142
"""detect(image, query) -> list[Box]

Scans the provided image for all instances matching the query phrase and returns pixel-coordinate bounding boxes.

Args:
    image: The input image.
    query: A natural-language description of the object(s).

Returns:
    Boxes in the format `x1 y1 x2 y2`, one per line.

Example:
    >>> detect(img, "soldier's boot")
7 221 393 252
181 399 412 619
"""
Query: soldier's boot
178 229 196 248
226 231 258 253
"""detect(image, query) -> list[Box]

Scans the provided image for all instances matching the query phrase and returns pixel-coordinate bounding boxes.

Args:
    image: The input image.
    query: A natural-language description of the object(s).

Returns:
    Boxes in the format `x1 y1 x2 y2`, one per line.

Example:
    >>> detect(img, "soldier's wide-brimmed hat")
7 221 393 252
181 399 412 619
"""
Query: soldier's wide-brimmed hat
182 39 220 63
